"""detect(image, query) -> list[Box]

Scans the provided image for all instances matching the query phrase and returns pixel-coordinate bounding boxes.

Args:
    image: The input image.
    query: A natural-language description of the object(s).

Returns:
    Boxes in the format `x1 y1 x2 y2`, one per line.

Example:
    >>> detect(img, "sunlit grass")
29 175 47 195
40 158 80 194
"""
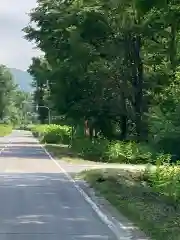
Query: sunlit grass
79 168 180 240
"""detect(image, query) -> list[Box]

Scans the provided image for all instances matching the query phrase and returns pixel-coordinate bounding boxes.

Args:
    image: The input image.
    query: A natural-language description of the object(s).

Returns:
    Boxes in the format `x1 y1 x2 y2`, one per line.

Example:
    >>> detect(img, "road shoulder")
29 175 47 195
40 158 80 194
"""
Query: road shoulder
75 171 149 240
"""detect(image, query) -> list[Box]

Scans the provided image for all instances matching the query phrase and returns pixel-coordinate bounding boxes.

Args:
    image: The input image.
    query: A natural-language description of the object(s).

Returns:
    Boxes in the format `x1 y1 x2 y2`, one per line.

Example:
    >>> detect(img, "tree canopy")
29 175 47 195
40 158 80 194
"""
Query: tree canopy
0 65 33 125
23 0 180 150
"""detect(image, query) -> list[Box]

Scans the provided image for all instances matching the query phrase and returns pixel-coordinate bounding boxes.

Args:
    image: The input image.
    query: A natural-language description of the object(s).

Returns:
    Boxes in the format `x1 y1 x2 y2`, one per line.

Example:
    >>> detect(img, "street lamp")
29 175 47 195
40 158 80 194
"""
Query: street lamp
22 101 51 125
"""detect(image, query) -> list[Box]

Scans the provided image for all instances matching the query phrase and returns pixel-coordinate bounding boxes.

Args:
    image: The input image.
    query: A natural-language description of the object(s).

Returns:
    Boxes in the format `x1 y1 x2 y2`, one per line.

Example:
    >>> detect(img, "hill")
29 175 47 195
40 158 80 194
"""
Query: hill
9 68 33 92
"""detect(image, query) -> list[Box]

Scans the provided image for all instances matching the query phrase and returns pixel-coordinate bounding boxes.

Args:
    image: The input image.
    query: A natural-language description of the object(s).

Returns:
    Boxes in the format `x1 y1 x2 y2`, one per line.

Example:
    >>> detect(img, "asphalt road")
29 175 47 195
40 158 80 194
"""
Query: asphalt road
0 130 117 240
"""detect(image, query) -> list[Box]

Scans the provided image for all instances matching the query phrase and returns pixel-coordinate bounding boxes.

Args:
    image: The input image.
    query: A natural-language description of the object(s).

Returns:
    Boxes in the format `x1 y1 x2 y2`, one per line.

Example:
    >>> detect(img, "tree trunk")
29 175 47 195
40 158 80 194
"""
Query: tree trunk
131 35 144 141
120 115 127 140
169 22 177 73
84 120 89 136
119 91 128 140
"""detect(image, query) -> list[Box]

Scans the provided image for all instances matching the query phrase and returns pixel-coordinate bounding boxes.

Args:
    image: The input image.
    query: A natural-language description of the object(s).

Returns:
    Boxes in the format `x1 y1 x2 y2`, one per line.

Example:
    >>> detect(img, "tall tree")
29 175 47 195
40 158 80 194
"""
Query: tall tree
28 57 51 123
0 65 15 120
24 0 180 143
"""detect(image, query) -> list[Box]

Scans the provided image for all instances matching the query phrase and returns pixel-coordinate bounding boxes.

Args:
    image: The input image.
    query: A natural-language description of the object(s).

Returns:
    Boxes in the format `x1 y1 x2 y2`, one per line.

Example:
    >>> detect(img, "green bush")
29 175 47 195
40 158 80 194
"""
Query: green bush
43 125 71 144
72 137 159 164
106 141 155 164
71 137 109 160
145 164 180 202
0 124 12 137
31 124 172 165
31 124 72 144
149 106 180 161
31 124 47 138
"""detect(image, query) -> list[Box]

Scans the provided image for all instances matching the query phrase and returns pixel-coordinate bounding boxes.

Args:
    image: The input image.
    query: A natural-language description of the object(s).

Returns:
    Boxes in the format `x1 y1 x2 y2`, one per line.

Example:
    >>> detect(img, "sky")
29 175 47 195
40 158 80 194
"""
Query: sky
0 0 41 71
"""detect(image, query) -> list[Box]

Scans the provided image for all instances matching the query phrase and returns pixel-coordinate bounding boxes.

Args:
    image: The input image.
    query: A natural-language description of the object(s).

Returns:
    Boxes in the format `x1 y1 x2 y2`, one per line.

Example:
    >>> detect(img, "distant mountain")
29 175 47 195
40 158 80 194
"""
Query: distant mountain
9 68 33 92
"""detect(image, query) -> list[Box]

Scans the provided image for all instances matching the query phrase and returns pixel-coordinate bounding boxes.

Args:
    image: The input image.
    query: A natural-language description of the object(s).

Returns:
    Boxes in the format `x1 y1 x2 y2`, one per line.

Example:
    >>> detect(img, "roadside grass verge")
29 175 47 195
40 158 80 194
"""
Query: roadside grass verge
0 124 12 137
31 124 174 165
79 168 180 240
45 144 95 164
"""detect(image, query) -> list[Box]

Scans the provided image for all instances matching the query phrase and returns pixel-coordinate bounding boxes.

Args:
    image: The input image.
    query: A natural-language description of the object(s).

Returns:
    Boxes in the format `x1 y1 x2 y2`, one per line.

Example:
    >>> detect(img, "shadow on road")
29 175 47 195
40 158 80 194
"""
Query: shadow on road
0 172 120 240
0 145 49 160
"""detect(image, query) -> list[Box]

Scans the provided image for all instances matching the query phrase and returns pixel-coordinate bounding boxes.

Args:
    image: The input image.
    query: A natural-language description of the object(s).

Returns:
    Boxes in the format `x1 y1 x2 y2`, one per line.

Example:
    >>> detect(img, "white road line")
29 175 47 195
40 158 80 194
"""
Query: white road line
0 138 12 154
1 131 146 240
37 141 122 240
0 147 5 154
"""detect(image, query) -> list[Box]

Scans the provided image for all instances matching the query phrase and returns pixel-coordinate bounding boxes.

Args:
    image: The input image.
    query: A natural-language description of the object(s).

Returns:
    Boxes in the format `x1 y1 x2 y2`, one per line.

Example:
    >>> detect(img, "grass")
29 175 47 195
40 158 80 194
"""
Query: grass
32 124 159 164
45 144 95 164
80 168 180 240
45 144 155 172
0 125 12 137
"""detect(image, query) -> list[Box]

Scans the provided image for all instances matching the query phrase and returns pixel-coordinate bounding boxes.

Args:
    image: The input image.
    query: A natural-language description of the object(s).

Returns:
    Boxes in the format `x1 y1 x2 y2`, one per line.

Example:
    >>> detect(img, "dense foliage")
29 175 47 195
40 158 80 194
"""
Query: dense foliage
31 124 72 144
145 164 180 203
0 65 33 125
32 124 172 164
24 0 180 159
0 65 16 123
28 58 51 123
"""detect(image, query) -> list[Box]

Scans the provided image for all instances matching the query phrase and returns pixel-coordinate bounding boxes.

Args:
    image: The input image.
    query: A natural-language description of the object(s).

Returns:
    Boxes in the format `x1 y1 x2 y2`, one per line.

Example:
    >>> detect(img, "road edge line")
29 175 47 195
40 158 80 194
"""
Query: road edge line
38 141 121 239
0 133 14 154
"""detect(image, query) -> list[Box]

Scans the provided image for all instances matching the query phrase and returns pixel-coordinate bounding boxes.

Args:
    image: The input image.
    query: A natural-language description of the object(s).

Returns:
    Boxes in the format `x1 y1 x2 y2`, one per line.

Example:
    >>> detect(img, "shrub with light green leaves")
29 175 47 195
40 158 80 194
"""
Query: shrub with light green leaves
106 141 154 163
71 137 109 160
31 124 172 165
72 137 158 164
31 124 72 144
31 124 48 138
145 163 180 202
